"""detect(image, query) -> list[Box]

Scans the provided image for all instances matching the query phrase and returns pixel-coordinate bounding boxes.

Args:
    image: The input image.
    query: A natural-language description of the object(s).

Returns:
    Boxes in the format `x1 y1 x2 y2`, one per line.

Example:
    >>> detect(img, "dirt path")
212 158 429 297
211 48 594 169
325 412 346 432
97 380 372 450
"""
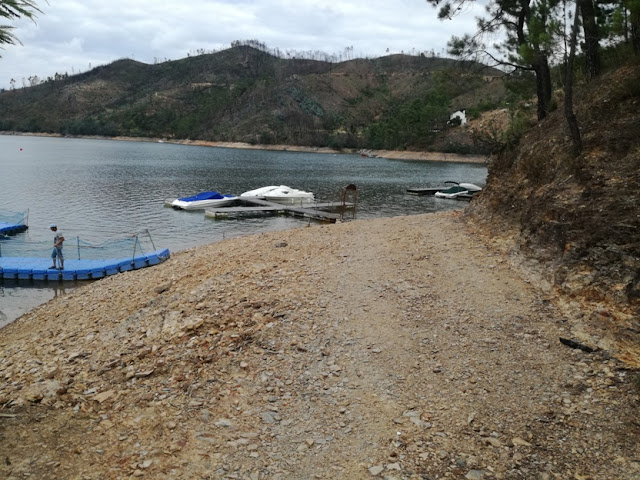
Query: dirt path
1 212 638 479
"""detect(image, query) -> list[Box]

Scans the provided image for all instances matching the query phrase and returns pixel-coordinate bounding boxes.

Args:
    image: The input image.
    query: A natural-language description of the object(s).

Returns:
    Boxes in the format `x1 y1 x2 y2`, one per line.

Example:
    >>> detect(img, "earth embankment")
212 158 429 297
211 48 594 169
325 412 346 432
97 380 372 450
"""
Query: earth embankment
0 212 638 479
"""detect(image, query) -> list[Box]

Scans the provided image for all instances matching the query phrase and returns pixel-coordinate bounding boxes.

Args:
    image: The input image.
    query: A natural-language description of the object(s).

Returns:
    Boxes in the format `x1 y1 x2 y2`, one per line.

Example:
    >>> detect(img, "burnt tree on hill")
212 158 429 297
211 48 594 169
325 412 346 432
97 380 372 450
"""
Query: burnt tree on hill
632 0 640 52
565 2 583 156
579 0 601 79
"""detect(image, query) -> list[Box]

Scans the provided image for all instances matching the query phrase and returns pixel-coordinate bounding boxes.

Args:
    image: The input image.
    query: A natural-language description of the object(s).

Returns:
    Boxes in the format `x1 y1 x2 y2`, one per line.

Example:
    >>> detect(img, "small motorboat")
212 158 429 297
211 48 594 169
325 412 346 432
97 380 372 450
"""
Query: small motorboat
434 182 482 199
241 185 315 204
170 191 238 210
240 186 280 197
458 183 483 192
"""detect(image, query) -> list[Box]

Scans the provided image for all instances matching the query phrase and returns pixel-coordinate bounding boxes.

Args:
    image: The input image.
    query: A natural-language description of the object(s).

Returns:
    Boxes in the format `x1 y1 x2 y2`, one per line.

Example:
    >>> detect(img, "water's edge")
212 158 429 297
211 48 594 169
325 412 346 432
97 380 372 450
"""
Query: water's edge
0 131 488 164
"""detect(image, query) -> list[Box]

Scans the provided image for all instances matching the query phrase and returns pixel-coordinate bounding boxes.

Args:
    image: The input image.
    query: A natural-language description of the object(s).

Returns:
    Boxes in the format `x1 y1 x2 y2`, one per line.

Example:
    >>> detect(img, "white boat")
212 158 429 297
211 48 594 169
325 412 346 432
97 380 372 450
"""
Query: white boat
434 182 482 199
265 186 315 204
241 185 315 204
171 191 238 210
240 186 280 197
458 183 482 192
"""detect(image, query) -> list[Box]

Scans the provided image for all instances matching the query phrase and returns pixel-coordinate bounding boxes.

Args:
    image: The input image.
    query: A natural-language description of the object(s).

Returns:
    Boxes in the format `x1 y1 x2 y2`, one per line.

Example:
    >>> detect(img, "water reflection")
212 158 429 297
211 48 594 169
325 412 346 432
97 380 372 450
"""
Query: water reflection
0 278 83 328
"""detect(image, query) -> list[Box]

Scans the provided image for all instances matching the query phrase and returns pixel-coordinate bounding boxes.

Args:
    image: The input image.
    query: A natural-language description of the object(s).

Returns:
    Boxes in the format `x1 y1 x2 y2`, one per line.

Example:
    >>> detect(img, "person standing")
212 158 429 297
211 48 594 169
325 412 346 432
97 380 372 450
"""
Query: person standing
49 224 64 270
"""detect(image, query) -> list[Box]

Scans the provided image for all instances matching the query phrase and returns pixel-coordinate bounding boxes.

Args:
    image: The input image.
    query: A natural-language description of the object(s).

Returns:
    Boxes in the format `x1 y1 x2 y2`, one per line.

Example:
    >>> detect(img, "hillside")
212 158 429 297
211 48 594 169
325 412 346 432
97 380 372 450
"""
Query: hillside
466 62 640 365
0 45 508 152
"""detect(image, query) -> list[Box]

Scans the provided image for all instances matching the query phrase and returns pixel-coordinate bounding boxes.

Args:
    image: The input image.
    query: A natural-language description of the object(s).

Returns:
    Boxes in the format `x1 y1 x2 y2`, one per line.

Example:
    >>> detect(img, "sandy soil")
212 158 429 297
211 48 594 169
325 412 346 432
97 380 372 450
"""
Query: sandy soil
0 212 638 480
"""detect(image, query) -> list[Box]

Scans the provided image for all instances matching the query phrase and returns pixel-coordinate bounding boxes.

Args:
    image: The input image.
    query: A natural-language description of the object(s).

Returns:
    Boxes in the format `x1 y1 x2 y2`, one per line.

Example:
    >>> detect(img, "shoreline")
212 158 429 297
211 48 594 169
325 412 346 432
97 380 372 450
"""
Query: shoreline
0 131 488 164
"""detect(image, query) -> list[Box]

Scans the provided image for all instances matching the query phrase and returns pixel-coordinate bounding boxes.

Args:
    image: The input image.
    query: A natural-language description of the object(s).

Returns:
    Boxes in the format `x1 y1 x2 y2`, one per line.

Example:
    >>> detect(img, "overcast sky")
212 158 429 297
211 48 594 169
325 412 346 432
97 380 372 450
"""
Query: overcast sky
0 0 481 90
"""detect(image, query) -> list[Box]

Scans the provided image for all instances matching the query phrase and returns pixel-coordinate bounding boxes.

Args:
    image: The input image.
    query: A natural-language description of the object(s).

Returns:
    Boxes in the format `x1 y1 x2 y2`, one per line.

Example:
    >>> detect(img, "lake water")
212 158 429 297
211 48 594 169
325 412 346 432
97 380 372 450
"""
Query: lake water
0 135 487 325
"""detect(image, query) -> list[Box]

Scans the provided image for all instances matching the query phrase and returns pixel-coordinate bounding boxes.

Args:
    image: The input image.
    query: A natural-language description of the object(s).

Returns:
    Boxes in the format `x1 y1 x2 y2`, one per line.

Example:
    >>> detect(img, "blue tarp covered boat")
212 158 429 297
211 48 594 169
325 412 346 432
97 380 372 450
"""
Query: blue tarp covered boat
170 191 238 210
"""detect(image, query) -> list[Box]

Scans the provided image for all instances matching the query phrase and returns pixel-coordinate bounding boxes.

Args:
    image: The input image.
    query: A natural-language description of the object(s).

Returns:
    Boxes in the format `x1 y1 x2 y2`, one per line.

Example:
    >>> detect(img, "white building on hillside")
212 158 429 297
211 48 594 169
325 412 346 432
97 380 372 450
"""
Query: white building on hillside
449 109 467 126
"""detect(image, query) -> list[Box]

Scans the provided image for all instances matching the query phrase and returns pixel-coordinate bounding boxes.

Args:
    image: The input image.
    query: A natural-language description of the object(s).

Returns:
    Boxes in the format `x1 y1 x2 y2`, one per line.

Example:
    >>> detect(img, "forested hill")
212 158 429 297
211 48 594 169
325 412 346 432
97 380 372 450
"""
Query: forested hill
0 45 510 153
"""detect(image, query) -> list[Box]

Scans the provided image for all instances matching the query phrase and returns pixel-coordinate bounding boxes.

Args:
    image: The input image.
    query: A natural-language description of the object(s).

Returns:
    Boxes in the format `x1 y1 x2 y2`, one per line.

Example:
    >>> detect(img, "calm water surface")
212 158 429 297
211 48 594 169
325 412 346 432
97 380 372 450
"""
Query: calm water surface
0 135 487 324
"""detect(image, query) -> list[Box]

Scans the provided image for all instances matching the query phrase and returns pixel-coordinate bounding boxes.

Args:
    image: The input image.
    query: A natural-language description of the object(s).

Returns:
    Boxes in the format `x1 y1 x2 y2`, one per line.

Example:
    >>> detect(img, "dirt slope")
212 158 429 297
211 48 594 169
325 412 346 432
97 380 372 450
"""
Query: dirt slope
1 212 638 479
465 63 640 371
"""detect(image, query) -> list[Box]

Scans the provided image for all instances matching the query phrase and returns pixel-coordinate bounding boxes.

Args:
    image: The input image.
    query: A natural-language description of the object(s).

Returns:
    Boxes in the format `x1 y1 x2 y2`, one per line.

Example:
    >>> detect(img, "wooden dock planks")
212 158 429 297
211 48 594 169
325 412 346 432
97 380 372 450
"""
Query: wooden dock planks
204 197 348 223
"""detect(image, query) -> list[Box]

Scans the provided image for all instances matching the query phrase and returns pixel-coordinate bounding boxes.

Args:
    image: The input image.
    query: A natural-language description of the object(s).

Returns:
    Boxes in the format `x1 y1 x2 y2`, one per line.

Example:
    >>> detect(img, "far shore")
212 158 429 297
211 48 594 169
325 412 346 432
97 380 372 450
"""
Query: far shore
1 131 488 164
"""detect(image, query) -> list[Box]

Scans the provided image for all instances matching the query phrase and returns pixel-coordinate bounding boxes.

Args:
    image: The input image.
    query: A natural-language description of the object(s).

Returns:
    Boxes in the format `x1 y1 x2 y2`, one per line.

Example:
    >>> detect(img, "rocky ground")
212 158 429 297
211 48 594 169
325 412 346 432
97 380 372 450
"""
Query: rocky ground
1 211 639 480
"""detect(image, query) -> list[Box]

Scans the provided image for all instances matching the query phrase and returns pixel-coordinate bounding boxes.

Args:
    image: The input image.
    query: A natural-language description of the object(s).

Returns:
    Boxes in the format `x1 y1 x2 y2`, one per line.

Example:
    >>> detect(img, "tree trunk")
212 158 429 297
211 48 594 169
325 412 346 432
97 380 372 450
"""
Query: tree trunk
565 3 583 157
579 0 601 79
632 10 640 54
533 55 553 120
514 0 551 120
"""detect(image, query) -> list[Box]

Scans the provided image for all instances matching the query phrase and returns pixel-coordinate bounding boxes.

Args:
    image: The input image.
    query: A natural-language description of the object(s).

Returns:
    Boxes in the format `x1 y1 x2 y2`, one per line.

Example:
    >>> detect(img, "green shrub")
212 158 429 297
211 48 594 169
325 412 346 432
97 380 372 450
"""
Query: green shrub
503 112 535 150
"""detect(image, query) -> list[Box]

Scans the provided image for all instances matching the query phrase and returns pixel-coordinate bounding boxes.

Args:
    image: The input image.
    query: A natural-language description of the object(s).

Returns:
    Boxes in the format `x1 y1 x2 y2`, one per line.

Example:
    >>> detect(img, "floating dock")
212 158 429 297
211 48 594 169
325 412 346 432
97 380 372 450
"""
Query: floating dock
204 197 352 223
0 222 28 235
0 248 170 281
406 187 442 196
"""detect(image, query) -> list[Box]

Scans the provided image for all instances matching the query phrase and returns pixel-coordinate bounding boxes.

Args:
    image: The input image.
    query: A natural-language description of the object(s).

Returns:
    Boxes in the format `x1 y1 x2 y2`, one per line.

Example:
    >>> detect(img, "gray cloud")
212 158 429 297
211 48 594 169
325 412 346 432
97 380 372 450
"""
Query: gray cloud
0 0 480 89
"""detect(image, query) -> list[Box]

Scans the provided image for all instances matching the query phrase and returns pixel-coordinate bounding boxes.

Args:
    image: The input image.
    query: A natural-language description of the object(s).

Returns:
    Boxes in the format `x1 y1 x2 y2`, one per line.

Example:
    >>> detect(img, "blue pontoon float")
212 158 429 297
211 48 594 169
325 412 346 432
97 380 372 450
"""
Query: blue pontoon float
0 249 170 281
0 229 170 281
0 209 28 235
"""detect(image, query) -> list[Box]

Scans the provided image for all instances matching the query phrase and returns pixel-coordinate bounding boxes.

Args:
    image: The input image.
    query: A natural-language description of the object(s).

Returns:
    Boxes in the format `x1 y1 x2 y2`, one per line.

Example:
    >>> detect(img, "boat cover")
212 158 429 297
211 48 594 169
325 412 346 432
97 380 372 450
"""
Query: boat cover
240 186 280 197
178 191 226 202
